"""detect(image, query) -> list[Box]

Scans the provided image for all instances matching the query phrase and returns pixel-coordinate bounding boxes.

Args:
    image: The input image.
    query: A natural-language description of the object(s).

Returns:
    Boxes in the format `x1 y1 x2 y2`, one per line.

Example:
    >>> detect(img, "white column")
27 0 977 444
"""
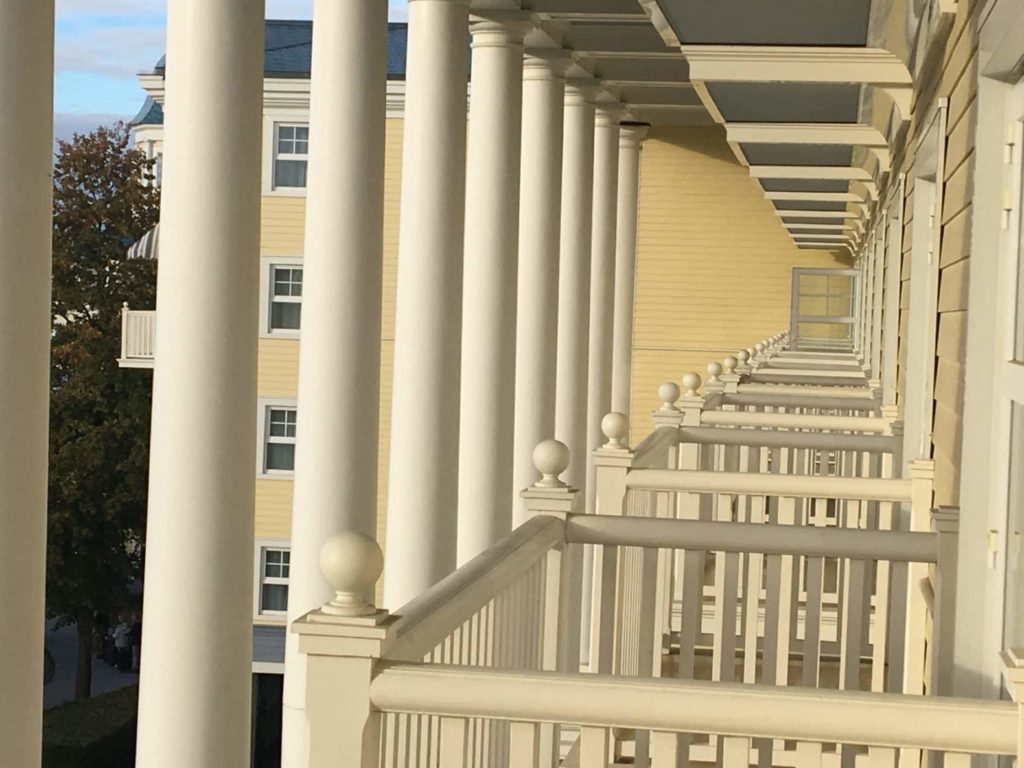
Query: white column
554 80 596 491
135 1 264 766
511 53 566 527
0 1 53 764
280 2 388 765
610 124 648 417
384 0 470 609
457 18 526 565
584 106 622 515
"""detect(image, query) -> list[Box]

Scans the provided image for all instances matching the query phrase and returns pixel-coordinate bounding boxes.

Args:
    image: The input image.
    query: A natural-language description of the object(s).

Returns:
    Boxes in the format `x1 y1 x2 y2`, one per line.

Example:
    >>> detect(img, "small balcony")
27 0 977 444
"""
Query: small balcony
118 304 156 369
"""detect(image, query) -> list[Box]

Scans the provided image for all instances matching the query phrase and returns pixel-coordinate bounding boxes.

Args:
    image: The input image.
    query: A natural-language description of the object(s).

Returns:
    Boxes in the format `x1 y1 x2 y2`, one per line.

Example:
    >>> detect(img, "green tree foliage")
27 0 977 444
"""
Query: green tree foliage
47 124 159 699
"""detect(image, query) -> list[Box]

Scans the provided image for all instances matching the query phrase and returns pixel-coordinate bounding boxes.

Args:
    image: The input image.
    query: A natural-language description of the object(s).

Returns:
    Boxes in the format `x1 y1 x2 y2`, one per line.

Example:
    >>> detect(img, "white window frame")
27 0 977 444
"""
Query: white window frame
257 398 298 478
789 267 860 351
259 256 304 339
253 540 291 619
262 112 310 197
901 100 947 469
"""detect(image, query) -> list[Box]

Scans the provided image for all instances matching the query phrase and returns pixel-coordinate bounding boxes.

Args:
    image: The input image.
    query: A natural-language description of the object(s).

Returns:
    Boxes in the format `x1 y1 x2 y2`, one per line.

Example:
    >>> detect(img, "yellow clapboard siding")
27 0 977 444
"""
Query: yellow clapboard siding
629 125 847 442
940 205 971 268
938 258 970 312
942 151 974 224
255 479 294 540
257 338 300 397
261 197 306 256
936 310 967 360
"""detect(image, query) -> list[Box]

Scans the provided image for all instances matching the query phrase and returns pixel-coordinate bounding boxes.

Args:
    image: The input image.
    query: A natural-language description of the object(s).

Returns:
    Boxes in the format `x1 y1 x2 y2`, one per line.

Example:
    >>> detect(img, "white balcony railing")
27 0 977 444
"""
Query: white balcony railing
118 304 156 368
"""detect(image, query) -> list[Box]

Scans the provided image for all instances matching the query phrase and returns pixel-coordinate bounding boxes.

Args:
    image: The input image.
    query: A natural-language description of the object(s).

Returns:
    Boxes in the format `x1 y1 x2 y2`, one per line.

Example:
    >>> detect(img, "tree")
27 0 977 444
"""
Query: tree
46 123 159 699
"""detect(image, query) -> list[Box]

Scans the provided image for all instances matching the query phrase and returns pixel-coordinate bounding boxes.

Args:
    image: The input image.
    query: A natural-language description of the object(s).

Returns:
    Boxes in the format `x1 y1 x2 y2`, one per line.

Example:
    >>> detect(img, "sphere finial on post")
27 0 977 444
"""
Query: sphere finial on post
319 532 384 617
681 372 702 397
706 361 723 384
658 381 680 411
533 439 570 488
723 356 737 374
601 412 629 449
737 349 750 364
755 342 765 354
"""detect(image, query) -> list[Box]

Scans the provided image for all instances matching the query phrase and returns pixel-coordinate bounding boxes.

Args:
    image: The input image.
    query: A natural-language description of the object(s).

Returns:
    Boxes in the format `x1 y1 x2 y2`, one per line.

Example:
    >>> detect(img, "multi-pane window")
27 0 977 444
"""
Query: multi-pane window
270 266 302 332
274 124 309 189
264 407 297 473
259 547 290 614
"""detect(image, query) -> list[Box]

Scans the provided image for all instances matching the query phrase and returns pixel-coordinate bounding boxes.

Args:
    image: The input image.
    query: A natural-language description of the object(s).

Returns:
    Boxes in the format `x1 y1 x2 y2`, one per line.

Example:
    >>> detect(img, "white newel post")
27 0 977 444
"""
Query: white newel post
611 123 649 417
584 106 622 518
522 440 582 767
294 533 392 768
930 506 959 696
555 79 597 493
902 459 935 699
512 52 566 526
0 1 54 764
384 0 470 609
721 356 740 395
136 0 264 765
281 2 388 764
457 16 526 565
590 413 634 673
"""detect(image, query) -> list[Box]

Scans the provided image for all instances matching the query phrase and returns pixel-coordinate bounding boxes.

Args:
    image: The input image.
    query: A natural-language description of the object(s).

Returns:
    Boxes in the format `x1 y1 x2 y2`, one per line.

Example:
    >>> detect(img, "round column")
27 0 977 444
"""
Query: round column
511 53 567 527
610 123 649 419
584 106 622 516
457 19 526 565
0 1 54 764
280 2 388 765
384 0 470 610
135 0 265 765
554 80 597 491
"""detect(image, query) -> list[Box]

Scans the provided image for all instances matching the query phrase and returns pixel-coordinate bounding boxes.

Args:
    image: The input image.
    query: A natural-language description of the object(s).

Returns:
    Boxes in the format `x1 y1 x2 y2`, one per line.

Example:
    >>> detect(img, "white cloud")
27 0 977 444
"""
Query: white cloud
54 113 129 147
57 0 164 17
56 25 165 78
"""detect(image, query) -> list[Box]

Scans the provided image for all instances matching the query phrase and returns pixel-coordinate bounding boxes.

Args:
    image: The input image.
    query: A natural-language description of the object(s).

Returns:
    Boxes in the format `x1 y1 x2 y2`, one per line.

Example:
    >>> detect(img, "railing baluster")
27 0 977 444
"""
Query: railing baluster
439 718 468 768
796 741 823 768
509 722 539 768
802 556 824 689
579 727 609 768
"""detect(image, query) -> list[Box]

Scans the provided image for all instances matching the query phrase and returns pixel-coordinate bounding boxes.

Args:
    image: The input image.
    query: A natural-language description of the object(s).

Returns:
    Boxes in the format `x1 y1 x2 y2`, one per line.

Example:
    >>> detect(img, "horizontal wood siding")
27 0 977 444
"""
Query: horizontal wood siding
630 126 848 443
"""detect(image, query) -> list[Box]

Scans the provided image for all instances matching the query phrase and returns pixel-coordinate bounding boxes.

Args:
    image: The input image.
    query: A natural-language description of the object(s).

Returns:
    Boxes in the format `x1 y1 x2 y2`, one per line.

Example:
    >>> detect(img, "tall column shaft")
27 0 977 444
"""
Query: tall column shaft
281 2 388 765
457 20 525 565
554 82 596 491
0 1 54 764
384 0 470 609
135 1 264 765
511 54 566 527
584 108 621 515
610 124 648 418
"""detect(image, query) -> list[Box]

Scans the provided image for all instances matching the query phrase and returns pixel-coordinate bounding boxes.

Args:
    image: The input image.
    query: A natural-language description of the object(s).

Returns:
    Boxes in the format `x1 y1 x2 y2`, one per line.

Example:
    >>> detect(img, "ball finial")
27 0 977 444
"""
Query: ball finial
658 381 680 410
319 532 384 617
706 361 723 383
601 412 629 448
737 349 750 364
723 356 737 374
533 439 570 487
755 342 765 354
681 372 702 396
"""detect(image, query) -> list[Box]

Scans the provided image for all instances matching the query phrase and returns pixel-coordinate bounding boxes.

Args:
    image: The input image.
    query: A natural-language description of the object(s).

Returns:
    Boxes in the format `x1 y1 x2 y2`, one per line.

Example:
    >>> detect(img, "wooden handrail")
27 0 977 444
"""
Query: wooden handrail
565 515 938 563
679 426 896 453
625 468 912 502
370 664 1018 755
702 410 888 433
384 515 564 662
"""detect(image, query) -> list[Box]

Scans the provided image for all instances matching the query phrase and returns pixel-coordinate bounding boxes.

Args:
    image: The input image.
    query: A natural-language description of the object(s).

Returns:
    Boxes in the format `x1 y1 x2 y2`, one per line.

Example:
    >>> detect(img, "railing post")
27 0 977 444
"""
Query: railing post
678 373 704 427
1000 648 1024 767
705 362 724 397
292 533 392 768
120 302 129 362
902 459 935 699
593 412 635 517
522 440 581 767
736 349 752 376
930 506 959 696
721 356 741 395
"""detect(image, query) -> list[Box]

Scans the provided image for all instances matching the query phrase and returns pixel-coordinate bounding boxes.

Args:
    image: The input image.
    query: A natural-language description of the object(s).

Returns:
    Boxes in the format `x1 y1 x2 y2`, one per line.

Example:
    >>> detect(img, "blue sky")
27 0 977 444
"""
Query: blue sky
54 0 409 141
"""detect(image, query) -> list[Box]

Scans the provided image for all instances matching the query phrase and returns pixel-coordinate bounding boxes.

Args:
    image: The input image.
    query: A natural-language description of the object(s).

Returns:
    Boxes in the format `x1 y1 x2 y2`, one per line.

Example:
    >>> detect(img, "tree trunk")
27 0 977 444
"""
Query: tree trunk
75 612 93 700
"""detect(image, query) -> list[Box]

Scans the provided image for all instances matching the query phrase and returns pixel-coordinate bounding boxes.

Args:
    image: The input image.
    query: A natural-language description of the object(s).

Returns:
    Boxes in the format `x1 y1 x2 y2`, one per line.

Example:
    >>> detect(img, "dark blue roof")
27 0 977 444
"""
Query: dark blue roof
151 21 408 79
131 97 164 126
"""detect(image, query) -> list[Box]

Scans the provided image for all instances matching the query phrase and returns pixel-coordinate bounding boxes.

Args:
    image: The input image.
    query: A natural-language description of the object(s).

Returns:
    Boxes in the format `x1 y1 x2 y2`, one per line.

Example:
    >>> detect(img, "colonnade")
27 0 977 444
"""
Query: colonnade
0 0 649 764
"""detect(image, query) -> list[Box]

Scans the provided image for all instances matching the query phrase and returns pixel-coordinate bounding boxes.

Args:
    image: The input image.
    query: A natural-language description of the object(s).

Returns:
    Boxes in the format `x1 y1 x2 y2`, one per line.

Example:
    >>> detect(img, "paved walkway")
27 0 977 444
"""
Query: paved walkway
43 621 138 709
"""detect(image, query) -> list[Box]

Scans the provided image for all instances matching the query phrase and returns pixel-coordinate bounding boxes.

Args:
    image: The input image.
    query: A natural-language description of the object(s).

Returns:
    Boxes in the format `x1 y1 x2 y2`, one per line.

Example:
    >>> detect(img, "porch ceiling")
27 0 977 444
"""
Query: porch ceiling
500 0 943 254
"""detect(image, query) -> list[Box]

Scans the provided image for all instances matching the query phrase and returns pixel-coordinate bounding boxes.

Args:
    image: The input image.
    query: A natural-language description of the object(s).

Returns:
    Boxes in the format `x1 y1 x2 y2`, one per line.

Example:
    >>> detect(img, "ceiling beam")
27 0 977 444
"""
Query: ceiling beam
724 122 888 148
774 208 860 220
681 46 912 86
749 165 873 180
764 191 866 203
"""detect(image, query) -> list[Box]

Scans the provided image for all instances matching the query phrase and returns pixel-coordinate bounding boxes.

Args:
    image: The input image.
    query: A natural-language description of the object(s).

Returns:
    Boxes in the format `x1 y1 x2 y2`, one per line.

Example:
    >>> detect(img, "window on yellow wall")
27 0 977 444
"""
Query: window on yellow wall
258 546 290 615
264 407 296 473
270 266 302 332
273 124 308 189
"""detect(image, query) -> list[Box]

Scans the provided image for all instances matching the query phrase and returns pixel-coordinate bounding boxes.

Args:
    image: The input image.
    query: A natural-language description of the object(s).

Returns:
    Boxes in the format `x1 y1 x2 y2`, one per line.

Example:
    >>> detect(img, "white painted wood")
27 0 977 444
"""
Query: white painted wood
797 741 824 768
510 722 540 768
280 3 389 761
579 727 609 768
134 0 264 763
439 717 468 767
611 124 648 415
384 0 470 609
625 470 912 503
457 19 526 565
555 79 595 494
0 0 53 763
